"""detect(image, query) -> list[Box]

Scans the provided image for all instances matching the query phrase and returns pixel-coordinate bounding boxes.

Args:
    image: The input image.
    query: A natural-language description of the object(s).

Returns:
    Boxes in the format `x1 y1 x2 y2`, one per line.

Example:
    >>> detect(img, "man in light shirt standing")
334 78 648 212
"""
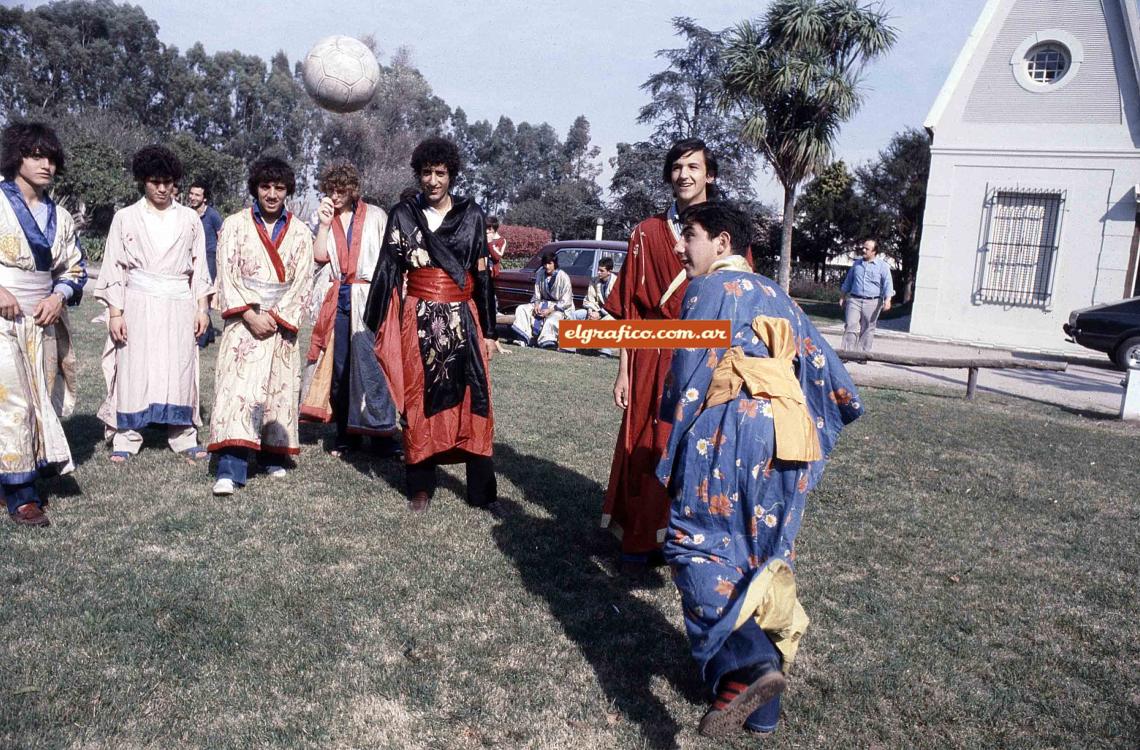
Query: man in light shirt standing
838 239 894 352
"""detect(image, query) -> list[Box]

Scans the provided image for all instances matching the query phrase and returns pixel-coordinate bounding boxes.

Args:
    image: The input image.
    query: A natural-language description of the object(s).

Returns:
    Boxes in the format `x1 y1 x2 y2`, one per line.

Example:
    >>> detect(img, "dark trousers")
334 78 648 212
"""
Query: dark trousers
331 292 356 449
215 447 286 486
406 455 496 507
706 619 783 733
2 481 39 514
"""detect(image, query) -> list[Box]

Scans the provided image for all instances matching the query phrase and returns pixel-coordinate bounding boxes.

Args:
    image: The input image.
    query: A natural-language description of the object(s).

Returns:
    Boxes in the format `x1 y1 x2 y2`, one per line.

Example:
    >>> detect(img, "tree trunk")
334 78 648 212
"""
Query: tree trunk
779 184 796 291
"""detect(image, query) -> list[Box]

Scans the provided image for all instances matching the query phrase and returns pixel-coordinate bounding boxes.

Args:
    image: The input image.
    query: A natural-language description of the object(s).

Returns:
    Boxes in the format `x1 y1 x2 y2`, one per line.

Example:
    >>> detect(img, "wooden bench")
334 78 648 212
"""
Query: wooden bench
837 351 1068 400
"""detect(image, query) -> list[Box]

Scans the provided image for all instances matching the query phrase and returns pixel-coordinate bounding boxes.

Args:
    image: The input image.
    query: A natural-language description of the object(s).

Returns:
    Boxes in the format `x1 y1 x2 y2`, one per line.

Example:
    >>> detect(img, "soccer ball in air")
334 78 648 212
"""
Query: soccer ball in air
301 35 381 114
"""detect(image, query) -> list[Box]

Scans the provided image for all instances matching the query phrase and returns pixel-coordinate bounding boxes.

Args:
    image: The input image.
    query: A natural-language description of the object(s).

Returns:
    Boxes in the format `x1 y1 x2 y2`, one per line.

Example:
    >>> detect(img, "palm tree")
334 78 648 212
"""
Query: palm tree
721 0 896 291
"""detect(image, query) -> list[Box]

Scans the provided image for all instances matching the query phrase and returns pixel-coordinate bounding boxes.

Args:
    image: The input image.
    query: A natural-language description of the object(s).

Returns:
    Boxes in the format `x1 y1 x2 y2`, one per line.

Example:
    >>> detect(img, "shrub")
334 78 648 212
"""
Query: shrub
81 233 107 263
500 224 551 260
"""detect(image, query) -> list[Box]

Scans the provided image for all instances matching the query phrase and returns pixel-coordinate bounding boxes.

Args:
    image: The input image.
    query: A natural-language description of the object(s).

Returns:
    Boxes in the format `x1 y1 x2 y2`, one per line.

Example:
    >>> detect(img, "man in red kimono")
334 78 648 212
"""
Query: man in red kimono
603 138 719 573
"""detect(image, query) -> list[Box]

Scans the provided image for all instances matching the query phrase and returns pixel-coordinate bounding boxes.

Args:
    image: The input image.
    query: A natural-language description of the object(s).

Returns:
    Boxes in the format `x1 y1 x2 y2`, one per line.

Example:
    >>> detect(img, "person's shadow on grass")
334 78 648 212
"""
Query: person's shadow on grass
489 441 703 750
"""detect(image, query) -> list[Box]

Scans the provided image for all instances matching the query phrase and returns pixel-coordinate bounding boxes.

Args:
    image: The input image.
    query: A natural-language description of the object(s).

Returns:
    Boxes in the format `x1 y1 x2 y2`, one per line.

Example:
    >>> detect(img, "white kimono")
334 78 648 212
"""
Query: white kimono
0 185 85 485
93 200 211 450
511 267 574 347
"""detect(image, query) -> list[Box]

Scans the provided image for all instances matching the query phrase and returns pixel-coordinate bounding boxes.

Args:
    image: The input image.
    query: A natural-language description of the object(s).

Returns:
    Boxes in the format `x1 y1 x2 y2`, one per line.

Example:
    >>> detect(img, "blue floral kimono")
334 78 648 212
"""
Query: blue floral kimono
656 259 863 701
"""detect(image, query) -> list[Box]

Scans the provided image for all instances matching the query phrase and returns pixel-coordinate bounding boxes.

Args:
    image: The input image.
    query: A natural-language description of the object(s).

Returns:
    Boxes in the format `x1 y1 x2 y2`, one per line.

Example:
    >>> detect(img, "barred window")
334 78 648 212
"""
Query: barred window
975 189 1064 307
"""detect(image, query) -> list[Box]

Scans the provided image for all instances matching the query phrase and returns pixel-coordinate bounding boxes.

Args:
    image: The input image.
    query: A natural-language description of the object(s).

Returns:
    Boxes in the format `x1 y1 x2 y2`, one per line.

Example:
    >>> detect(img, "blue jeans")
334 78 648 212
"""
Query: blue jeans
705 619 782 733
215 448 285 486
2 481 39 514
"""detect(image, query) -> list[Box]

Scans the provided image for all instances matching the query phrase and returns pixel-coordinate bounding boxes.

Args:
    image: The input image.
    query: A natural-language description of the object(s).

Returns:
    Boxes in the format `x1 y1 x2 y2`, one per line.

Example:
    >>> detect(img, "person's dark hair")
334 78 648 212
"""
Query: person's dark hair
410 136 461 179
487 215 500 231
598 257 614 272
399 185 420 203
680 202 752 255
319 162 361 199
663 137 719 198
539 250 558 268
247 156 296 198
189 180 211 202
1 121 66 180
131 145 184 191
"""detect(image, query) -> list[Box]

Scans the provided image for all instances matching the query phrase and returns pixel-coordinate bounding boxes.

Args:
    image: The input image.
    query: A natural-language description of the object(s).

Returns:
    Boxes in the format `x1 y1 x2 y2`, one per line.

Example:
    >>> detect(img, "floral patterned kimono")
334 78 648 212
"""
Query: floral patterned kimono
207 208 313 457
0 181 86 491
510 267 573 347
363 194 496 469
656 256 863 706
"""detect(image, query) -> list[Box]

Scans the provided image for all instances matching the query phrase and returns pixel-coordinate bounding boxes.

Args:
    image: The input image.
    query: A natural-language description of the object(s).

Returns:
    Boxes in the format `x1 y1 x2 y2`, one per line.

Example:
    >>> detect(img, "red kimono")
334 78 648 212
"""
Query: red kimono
602 213 687 555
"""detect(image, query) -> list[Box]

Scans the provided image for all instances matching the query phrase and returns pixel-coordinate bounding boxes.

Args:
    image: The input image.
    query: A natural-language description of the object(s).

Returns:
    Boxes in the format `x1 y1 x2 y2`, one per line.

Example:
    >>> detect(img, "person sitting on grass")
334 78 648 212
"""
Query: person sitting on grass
571 255 618 356
657 202 863 738
510 250 573 348
93 145 212 464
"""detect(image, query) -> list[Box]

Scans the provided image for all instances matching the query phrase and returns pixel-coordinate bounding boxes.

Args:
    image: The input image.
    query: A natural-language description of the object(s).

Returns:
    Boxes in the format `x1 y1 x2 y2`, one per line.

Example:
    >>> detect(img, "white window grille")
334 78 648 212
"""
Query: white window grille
1026 44 1069 84
975 189 1065 307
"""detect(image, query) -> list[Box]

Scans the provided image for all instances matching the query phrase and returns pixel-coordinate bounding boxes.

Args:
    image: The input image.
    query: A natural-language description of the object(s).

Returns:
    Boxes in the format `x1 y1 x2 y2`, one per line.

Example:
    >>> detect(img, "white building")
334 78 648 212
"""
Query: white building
911 0 1140 353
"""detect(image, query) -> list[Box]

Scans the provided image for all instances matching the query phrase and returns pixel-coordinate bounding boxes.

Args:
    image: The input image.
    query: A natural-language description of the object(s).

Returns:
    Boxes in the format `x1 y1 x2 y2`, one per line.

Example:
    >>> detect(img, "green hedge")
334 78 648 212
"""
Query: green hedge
81 233 107 263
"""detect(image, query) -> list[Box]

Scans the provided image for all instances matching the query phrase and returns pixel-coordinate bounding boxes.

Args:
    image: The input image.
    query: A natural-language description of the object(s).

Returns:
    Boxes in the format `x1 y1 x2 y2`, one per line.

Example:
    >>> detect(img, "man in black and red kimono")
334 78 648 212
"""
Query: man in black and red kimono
363 137 500 515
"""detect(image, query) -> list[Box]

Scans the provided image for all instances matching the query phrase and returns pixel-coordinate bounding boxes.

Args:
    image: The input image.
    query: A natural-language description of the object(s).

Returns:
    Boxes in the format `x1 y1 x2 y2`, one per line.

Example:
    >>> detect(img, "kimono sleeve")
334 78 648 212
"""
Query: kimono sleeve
604 227 642 320
363 208 405 334
91 211 127 310
554 270 574 314
215 215 260 318
51 210 87 306
268 226 314 333
469 208 497 339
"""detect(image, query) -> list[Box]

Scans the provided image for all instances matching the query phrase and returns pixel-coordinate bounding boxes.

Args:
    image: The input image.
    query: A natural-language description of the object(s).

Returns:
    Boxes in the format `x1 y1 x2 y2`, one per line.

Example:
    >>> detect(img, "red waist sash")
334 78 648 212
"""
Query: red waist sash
407 268 473 303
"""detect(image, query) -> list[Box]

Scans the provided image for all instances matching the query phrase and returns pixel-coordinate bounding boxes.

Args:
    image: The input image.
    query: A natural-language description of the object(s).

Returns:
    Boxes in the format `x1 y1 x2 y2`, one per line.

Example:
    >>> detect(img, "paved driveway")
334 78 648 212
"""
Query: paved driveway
817 326 1128 416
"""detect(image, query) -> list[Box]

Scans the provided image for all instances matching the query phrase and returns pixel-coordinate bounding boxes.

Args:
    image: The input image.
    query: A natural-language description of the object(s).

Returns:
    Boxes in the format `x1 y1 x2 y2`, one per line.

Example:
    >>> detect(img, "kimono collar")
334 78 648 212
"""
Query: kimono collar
253 201 290 242
1 180 56 271
708 255 753 275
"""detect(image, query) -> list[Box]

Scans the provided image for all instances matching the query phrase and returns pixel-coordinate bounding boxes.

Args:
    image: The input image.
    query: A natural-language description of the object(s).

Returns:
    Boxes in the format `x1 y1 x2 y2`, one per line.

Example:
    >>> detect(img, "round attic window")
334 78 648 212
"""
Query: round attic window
1025 44 1070 85
1011 30 1083 93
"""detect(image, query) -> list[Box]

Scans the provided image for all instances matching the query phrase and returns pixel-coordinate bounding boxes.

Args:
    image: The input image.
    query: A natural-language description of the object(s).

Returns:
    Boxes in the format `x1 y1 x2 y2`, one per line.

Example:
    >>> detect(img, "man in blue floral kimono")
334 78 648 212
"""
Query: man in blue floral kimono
657 203 864 738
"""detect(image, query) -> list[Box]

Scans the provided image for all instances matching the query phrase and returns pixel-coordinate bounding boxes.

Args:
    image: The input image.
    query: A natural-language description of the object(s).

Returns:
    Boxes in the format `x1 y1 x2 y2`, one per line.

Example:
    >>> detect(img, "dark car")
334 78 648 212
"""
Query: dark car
496 240 628 313
1063 296 1140 369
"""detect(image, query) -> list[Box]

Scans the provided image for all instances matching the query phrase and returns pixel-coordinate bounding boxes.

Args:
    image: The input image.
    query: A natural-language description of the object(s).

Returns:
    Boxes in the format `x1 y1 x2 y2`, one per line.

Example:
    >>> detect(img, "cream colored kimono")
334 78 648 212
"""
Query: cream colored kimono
208 209 313 456
0 191 84 484
93 200 211 444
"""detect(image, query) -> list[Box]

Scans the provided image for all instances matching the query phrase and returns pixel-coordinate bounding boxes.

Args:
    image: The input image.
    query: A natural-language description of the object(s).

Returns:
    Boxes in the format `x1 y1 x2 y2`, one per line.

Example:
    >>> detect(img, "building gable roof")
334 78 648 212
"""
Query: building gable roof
1118 0 1140 94
925 0 1004 133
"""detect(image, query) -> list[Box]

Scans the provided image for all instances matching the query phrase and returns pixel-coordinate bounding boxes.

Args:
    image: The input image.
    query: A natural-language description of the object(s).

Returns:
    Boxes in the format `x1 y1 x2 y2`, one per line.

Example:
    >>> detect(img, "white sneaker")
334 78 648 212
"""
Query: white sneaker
266 466 287 478
212 478 235 496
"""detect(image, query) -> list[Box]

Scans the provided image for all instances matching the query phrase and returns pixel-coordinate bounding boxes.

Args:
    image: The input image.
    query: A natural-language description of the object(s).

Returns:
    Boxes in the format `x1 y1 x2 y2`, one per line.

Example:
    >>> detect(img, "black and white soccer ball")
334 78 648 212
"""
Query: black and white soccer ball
301 35 381 114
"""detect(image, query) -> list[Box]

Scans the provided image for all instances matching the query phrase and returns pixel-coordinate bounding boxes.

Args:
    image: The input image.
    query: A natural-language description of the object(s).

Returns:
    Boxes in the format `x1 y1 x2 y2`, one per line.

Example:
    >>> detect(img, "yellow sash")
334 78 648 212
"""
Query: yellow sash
704 315 821 462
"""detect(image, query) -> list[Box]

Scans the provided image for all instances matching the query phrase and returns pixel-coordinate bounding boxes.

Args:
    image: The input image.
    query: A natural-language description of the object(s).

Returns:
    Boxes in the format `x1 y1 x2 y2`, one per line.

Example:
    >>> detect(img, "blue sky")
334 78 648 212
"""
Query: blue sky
17 0 989 203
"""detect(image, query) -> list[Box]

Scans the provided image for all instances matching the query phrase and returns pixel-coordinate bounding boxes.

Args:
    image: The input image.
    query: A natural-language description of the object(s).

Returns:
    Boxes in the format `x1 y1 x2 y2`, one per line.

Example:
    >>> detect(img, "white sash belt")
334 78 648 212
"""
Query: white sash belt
127 268 191 299
243 276 289 309
0 266 52 315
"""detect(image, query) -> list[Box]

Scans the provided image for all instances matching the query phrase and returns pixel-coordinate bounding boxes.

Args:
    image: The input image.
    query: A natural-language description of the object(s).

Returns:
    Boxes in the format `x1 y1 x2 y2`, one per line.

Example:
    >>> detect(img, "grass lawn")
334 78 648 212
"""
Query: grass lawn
1 298 1137 749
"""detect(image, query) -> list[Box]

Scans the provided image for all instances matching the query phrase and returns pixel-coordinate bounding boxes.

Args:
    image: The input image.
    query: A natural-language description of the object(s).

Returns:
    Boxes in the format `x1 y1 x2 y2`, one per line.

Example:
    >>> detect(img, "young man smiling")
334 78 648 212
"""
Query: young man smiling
601 137 718 573
0 121 86 527
659 202 862 738
363 137 500 516
94 145 212 464
208 157 314 495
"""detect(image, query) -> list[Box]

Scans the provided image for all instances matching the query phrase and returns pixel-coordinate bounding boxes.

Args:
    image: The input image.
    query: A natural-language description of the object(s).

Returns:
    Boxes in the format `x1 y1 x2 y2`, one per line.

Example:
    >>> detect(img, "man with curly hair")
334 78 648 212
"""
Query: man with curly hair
363 136 500 515
0 121 86 527
93 145 212 463
208 157 314 495
300 162 400 458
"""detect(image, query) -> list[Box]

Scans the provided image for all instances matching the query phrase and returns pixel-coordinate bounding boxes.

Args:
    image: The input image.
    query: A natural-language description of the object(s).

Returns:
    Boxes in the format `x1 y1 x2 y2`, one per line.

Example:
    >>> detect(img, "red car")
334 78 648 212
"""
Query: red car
495 240 628 313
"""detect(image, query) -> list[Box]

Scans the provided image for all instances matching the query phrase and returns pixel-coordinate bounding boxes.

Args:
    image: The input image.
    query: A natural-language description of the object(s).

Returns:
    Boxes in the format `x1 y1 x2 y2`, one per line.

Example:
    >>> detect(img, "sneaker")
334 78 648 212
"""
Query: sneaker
698 663 786 738
212 478 235 496
265 466 287 478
